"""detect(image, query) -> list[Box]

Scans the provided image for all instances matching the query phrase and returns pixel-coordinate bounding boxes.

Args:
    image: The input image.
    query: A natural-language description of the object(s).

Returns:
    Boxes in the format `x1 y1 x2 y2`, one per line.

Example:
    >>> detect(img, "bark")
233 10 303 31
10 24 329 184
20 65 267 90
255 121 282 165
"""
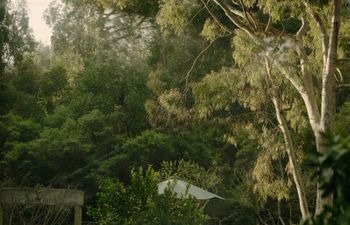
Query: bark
320 0 341 142
315 0 341 214
295 18 321 134
210 0 342 217
265 58 310 220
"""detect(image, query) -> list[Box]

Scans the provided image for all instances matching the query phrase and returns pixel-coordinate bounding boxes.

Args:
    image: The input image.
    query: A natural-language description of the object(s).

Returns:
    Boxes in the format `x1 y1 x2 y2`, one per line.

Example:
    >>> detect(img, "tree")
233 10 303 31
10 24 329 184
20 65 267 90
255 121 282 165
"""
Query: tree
106 0 349 219
45 0 155 66
68 54 150 136
1 0 36 121
0 0 35 72
165 0 347 218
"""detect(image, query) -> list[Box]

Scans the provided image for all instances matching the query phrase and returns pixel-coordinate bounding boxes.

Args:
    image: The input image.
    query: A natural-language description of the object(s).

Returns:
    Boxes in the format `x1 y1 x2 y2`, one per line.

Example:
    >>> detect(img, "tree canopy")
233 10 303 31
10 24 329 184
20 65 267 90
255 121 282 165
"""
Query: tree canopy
0 0 349 224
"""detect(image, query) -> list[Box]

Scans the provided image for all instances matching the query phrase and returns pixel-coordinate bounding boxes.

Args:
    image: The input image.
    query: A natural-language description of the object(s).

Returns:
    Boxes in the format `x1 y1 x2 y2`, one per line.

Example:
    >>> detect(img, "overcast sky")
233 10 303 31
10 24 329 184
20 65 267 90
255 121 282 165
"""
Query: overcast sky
27 0 52 45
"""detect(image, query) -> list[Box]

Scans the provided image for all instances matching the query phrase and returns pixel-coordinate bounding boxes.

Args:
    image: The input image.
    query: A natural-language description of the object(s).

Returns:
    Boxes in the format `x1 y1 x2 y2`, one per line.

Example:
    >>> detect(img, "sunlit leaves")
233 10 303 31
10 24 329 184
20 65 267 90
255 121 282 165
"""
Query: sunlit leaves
157 0 190 34
252 128 290 201
147 69 169 96
192 69 237 119
200 18 226 42
157 0 200 34
89 167 207 225
158 89 190 123
256 0 304 21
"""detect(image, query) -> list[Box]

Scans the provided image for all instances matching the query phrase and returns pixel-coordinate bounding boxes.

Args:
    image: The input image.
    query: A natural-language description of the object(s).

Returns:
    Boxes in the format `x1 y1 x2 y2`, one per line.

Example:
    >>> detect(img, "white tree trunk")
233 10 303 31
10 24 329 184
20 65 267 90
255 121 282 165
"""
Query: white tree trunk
210 0 342 217
315 0 341 215
265 58 310 220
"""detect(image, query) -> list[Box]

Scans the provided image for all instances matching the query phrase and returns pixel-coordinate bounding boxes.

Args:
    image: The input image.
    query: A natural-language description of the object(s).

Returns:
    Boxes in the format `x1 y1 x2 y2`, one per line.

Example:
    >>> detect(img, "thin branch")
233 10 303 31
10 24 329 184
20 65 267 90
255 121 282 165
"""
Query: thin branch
200 0 233 34
190 6 206 23
265 15 272 33
296 18 307 42
184 37 219 93
213 0 287 44
338 84 350 88
213 0 256 38
238 0 257 29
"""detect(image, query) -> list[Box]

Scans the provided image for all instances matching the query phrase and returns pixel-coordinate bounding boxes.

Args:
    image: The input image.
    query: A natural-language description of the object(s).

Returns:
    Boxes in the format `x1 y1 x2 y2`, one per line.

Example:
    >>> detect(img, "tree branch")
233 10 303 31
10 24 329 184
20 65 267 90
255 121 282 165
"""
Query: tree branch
184 37 219 93
200 0 233 34
303 1 329 65
238 0 257 29
296 18 307 42
213 0 256 40
320 0 341 133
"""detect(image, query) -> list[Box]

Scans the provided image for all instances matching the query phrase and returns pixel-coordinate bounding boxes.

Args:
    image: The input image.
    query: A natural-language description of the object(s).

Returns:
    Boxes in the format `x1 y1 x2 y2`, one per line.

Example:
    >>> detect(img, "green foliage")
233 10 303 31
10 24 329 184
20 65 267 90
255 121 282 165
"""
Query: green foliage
192 69 238 119
121 131 218 171
160 160 222 191
69 56 149 132
46 0 154 66
308 136 350 203
5 118 90 184
40 66 67 97
1 0 349 224
11 58 39 94
0 0 8 72
0 0 35 72
157 0 198 34
304 135 350 225
0 57 69 120
122 131 176 169
112 0 158 16
333 102 350 136
45 1 101 65
44 106 73 128
200 18 226 42
0 113 41 152
89 167 207 225
146 31 232 130
88 0 158 17
0 113 42 185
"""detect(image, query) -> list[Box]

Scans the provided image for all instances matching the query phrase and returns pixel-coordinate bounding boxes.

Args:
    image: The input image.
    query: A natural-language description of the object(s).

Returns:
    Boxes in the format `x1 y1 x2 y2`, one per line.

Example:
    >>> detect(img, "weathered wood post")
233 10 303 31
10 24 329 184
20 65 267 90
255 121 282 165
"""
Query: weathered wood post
0 206 3 225
74 206 82 225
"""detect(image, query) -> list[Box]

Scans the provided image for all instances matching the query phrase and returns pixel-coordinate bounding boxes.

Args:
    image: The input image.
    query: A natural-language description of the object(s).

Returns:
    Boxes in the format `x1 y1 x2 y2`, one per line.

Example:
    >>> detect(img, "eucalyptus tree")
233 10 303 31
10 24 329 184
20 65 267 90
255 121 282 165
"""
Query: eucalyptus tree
188 1 347 218
99 0 350 220
0 0 35 72
45 0 155 67
0 0 9 72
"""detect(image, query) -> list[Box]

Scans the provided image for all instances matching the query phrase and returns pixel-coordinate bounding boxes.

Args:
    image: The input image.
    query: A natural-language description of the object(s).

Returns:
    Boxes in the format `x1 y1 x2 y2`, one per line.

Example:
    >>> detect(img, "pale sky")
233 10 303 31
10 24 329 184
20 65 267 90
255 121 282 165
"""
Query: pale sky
27 0 52 45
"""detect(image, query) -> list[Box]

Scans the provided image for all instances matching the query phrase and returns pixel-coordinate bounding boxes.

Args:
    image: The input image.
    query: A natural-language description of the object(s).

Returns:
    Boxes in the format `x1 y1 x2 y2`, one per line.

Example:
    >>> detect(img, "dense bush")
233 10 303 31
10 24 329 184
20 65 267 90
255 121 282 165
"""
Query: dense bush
304 135 350 225
89 167 207 225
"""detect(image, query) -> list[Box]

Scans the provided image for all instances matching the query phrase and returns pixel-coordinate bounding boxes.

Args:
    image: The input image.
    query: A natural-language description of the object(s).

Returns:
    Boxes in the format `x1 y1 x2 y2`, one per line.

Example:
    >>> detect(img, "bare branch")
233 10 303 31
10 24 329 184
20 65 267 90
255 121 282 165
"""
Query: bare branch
213 0 256 38
190 6 206 23
200 0 233 33
184 37 219 93
238 0 257 29
296 18 307 42
338 84 350 88
265 15 272 33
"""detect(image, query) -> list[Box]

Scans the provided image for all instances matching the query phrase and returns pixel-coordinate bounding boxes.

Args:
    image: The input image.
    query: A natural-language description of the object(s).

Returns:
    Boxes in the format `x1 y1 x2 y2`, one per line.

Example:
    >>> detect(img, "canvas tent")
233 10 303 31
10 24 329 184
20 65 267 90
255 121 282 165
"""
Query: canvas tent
157 179 224 200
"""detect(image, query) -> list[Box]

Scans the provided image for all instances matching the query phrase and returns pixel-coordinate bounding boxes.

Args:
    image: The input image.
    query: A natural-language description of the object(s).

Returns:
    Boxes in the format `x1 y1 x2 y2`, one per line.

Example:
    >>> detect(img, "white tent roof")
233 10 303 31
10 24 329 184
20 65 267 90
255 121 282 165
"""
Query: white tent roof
157 179 224 200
